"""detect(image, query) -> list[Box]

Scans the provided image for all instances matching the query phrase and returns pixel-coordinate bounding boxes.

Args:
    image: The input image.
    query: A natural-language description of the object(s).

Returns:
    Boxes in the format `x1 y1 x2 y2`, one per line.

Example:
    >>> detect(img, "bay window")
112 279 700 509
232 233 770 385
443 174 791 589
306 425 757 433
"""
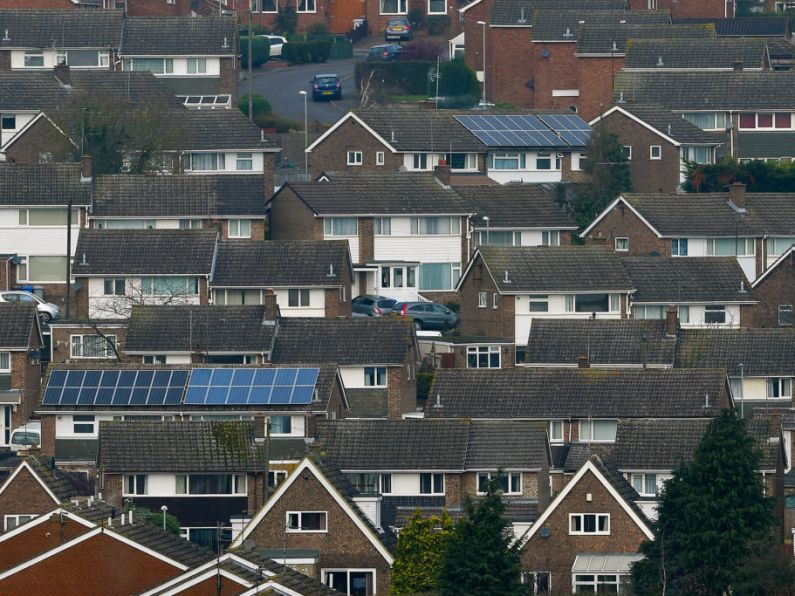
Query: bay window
491 152 526 170
324 217 357 236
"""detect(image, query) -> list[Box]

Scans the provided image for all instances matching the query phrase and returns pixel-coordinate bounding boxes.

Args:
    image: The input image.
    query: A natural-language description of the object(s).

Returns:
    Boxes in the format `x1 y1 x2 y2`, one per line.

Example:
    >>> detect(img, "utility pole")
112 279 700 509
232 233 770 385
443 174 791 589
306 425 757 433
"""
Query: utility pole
247 4 254 123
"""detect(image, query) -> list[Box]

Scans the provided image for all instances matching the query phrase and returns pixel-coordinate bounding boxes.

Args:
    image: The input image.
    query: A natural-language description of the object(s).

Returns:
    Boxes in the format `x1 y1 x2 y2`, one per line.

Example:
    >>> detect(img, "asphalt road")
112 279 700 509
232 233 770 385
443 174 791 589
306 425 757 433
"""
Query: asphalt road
239 58 360 125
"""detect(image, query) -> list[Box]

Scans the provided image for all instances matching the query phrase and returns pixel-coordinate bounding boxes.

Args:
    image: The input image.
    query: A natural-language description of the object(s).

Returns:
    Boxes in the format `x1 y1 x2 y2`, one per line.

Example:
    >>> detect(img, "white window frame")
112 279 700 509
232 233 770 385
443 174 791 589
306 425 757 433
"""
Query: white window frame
324 217 358 237
528 295 549 313
467 345 501 369
573 573 622 592
412 153 429 170
286 511 328 532
103 278 126 296
298 0 316 11
175 473 247 496
704 305 727 325
649 145 662 160
346 150 363 166
569 513 610 535
70 334 116 359
671 238 688 257
374 217 391 236
236 152 253 171
541 230 560 246
579 419 617 443
268 470 288 489
549 420 564 443
123 474 147 496
4 514 37 531
228 219 252 239
376 151 385 166
419 473 445 495
287 288 311 308
381 0 408 14
490 152 526 171
631 473 658 496
478 291 487 308
706 237 755 257
622 145 632 160
364 366 387 387
615 237 629 252
428 0 446 13
23 50 45 68
0 352 10 372
187 58 208 74
767 377 792 399
322 569 377 596
477 471 522 495
143 355 167 365
493 293 499 309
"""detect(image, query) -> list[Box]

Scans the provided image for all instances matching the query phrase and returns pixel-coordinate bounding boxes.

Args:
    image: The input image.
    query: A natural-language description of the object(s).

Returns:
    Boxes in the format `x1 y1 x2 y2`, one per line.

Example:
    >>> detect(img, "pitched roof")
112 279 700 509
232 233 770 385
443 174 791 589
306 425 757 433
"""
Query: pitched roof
673 16 791 37
125 304 278 353
353 107 485 152
426 368 728 419
614 71 795 111
285 172 471 216
454 184 576 229
345 389 389 418
532 9 671 42
575 24 714 54
526 319 677 366
609 418 710 470
737 132 795 159
119 16 238 56
0 9 123 49
0 303 38 349
182 110 277 151
487 0 627 27
72 229 217 276
211 240 351 287
2 456 81 503
745 416 782 471
623 257 752 303
0 164 91 206
317 419 548 471
602 104 724 145
623 37 767 69
98 420 267 472
476 246 634 292
92 175 268 218
0 72 69 110
676 329 795 376
270 317 416 366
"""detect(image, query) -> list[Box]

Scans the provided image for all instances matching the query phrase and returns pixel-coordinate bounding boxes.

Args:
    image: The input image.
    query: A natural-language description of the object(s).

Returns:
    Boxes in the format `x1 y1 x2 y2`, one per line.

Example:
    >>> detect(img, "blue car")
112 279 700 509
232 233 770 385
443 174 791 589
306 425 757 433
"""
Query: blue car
311 74 342 101
367 44 404 62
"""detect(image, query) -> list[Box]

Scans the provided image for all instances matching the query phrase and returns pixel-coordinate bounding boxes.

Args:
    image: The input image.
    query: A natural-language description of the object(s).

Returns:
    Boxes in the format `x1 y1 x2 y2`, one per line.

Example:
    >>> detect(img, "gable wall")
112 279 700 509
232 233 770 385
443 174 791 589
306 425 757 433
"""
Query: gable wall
309 118 403 178
750 254 795 328
268 187 323 242
3 116 75 165
582 201 669 257
532 42 579 112
458 254 516 340
520 468 648 594
0 466 59 530
489 28 535 108
0 516 89 572
577 57 625 121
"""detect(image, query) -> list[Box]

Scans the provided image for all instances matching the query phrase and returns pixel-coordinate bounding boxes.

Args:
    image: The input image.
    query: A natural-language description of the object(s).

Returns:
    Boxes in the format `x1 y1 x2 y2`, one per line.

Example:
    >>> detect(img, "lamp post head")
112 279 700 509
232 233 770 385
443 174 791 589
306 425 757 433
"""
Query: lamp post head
482 216 489 221
477 20 486 25
299 90 307 96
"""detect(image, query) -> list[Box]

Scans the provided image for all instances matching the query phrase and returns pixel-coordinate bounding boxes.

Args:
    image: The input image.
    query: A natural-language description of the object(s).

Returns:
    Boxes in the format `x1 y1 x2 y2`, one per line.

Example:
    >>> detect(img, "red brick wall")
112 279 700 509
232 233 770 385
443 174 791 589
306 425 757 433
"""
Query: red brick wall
577 56 624 121
49 325 129 364
627 0 731 18
245 467 392 593
4 116 76 165
3 0 76 6
125 0 193 15
532 42 578 111
0 465 60 528
521 467 648 594
488 28 535 108
324 286 353 317
458 254 515 340
582 201 669 257
749 255 795 328
309 118 402 177
269 187 324 241
0 516 90 572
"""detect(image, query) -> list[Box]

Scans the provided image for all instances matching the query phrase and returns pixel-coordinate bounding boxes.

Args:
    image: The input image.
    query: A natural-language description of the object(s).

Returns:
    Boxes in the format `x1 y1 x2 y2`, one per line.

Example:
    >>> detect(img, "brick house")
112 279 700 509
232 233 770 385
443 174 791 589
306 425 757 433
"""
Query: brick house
231 456 395 595
629 0 733 18
457 246 634 364
270 317 420 419
47 319 129 364
71 229 218 320
98 420 268 549
0 303 43 444
268 172 471 303
750 247 795 328
590 105 724 192
315 418 551 537
581 185 795 282
210 240 354 318
519 456 654 594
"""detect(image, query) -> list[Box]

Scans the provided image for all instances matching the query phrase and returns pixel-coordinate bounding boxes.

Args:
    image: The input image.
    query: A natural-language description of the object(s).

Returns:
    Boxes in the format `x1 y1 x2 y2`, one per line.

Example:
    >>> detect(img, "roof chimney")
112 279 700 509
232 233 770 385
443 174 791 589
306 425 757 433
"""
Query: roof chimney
434 160 451 187
577 354 590 368
81 155 92 181
53 63 71 88
769 412 782 443
729 181 746 209
665 305 677 338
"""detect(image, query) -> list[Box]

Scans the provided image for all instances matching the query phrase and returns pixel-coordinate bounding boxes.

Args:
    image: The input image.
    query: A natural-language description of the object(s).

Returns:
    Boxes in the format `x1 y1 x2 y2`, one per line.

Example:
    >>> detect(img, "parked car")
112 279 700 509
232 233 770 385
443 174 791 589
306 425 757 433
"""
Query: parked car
256 35 288 58
384 17 413 41
352 295 397 317
310 74 342 101
0 290 60 323
9 420 41 452
367 43 404 62
393 301 459 331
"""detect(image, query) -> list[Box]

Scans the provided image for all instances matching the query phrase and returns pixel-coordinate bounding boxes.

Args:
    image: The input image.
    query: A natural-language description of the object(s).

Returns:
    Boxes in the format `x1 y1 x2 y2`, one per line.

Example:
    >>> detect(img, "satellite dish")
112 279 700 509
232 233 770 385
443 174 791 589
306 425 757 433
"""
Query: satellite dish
539 527 551 539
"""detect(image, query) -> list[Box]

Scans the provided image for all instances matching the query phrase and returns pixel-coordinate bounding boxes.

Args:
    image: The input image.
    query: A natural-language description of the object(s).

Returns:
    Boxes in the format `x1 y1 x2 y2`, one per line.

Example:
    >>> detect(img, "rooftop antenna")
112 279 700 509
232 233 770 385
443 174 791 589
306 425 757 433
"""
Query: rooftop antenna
657 55 664 67
327 263 335 277
563 27 573 39
503 270 511 283
611 41 618 52
390 129 396 143
617 91 626 104
2 30 9 42
518 7 526 23
222 36 230 49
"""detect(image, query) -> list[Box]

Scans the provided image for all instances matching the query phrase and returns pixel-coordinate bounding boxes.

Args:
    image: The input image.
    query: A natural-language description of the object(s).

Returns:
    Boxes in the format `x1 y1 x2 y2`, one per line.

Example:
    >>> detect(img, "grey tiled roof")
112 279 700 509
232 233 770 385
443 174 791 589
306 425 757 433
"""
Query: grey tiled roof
425 368 728 419
623 38 767 69
353 106 485 152
0 164 92 206
672 16 791 37
72 229 217 276
67 70 179 105
676 329 795 376
55 438 97 462
623 257 752 303
576 24 714 54
526 319 676 366
608 418 710 470
455 184 576 229
737 132 795 159
98 420 267 472
488 0 626 27
19 456 81 502
478 246 633 292
119 16 238 56
392 500 538 526
0 9 123 49
125 304 277 353
0 304 38 349
316 419 548 471
183 110 277 151
532 9 671 42
285 172 471 216
747 416 786 471
270 317 415 366
93 175 268 218
211 240 351 287
345 389 389 418
0 72 70 110
614 71 795 111
608 104 724 145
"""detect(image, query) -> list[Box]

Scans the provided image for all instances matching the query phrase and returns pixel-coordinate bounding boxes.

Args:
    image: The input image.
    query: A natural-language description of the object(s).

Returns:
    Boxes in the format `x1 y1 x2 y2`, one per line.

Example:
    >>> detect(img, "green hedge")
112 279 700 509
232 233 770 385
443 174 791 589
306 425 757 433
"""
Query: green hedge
240 37 270 68
356 60 436 95
283 40 332 64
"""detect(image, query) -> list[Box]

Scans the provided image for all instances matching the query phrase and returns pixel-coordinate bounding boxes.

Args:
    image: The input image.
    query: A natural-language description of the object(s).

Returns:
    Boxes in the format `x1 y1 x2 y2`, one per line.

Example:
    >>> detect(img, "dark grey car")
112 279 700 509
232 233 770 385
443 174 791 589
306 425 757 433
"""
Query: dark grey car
352 295 397 317
393 301 459 331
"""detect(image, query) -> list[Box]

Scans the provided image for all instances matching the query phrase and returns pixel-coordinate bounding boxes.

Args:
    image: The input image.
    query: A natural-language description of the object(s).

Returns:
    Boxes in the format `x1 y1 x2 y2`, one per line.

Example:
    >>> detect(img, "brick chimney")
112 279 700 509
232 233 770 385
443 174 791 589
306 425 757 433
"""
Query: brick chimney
81 155 92 181
253 414 266 439
769 411 782 443
434 160 451 187
53 63 71 87
665 305 677 337
729 181 746 209
577 354 590 368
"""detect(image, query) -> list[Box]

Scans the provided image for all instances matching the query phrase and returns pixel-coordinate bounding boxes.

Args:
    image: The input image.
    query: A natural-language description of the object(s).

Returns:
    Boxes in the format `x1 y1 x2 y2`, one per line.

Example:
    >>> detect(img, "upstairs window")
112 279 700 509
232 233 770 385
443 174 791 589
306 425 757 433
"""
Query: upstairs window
542 230 560 246
767 378 792 399
0 352 9 372
298 0 316 11
631 473 657 496
126 58 174 74
24 51 44 68
229 219 252 238
420 473 444 494
649 145 662 160
324 217 357 236
236 153 253 171
141 277 199 296
187 58 207 74
103 278 125 296
491 152 526 170
569 513 610 535
411 217 460 235
287 511 327 532
528 295 549 312
671 238 688 256
467 346 501 369
707 238 754 257
477 472 521 494
124 474 147 496
615 237 629 252
579 419 617 442
346 150 363 165
71 335 116 359
287 288 310 307
189 153 225 171
364 366 387 386
704 305 726 325
779 305 793 327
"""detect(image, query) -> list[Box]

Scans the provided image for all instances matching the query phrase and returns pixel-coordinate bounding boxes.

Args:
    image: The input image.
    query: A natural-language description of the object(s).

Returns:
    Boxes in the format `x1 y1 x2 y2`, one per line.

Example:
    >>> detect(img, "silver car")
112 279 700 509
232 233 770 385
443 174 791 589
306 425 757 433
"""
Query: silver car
0 291 60 323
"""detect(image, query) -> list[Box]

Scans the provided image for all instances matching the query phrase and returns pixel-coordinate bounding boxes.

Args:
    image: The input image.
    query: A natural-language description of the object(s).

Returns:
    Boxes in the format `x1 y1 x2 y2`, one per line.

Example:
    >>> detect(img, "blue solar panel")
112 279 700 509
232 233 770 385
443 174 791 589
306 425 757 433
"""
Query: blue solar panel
41 369 191 407
184 367 320 406
537 114 592 148
455 114 562 148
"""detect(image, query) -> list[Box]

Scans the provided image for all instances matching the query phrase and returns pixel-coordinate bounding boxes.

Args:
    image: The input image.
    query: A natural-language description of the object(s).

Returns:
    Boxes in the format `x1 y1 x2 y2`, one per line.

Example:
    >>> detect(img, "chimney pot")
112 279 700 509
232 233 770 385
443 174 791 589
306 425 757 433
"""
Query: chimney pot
665 305 677 337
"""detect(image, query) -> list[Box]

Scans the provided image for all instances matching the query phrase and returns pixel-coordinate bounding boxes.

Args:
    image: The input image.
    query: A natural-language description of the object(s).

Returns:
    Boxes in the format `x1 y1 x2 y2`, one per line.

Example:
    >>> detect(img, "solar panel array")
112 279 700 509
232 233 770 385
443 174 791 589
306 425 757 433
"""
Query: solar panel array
42 369 188 407
184 368 319 406
454 114 591 148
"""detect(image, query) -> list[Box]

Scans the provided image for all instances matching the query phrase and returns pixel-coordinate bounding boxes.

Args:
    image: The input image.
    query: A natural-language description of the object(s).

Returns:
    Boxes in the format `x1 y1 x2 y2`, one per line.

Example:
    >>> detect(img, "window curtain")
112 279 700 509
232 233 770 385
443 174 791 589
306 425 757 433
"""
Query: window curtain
420 263 451 290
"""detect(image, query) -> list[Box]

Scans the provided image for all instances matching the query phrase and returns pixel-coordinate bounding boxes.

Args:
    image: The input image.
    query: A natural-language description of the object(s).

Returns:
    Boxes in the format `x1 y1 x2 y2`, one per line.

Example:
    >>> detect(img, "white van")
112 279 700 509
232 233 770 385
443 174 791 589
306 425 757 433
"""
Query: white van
9 420 41 451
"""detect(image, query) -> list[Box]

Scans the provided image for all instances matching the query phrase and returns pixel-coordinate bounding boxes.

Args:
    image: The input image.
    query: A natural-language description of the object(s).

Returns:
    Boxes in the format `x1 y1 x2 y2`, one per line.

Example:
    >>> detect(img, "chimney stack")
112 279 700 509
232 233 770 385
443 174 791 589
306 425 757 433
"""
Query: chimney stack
53 63 71 87
729 181 746 209
665 305 677 337
81 155 92 181
253 414 266 439
577 354 590 369
434 160 451 187
733 59 743 71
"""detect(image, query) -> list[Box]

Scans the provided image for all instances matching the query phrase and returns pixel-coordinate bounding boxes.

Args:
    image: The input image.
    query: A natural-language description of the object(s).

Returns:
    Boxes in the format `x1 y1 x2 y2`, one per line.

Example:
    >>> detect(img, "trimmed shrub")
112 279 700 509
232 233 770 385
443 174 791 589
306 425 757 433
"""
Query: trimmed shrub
439 57 479 100
284 40 332 64
356 60 435 95
240 36 270 68
305 21 330 35
238 94 272 118
416 371 434 401
400 38 444 61
426 15 450 35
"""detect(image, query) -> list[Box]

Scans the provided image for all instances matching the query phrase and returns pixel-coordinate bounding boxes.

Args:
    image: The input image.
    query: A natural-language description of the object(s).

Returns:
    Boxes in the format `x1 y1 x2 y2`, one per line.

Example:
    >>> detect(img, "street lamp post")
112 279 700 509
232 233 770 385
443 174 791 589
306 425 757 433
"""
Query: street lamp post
299 90 308 180
477 20 487 106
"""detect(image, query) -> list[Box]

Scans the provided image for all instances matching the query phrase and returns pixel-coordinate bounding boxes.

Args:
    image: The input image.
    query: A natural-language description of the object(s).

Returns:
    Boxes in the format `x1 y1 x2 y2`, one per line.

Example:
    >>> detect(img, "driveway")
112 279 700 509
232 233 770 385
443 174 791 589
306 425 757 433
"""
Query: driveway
239 59 360 125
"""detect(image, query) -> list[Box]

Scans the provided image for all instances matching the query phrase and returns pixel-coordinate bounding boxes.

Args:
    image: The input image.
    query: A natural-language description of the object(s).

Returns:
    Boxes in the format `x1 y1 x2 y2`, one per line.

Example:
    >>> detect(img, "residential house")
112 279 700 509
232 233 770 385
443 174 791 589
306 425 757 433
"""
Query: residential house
581 185 795 282
270 317 420 419
268 172 471 303
613 70 795 162
98 420 267 549
622 38 769 72
315 418 551 537
623 256 756 327
0 303 43 444
589 104 724 192
91 174 271 240
71 229 217 319
47 318 128 364
519 456 653 594
125 303 279 365
750 246 795 327
306 108 591 184
231 456 396 595
457 246 635 363
36 363 347 471
210 240 353 318
0 163 91 304
628 0 733 18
